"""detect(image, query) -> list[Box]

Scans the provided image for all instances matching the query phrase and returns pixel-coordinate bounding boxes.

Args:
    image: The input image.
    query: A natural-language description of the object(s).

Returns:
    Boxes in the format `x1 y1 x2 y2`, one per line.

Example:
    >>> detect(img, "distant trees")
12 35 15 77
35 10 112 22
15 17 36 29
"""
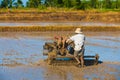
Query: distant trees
57 0 64 7
43 0 120 10
75 0 81 9
26 0 41 8
0 0 120 10
0 0 23 8
90 0 98 8
14 0 24 8
115 0 119 9
63 0 72 8
105 0 112 9
0 0 15 8
44 0 52 7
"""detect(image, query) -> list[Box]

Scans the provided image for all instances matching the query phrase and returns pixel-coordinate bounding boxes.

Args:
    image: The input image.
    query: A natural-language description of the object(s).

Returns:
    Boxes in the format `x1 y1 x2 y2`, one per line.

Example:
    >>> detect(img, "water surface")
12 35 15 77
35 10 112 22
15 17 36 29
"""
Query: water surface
0 32 120 80
0 22 119 27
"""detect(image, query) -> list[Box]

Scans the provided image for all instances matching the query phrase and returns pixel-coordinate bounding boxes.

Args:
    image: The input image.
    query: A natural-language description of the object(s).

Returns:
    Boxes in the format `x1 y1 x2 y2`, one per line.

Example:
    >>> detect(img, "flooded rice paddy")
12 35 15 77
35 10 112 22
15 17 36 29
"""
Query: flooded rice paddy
0 32 120 80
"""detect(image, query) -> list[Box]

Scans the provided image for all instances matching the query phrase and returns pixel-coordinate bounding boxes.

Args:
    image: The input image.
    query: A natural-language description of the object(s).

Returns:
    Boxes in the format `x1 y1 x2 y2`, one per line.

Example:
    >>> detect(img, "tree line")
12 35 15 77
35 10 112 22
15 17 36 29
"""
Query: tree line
0 0 120 10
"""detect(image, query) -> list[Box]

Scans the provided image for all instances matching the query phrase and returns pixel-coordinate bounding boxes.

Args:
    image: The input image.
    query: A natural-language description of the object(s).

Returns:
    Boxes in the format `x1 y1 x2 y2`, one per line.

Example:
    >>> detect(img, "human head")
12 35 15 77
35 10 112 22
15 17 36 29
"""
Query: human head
75 28 82 34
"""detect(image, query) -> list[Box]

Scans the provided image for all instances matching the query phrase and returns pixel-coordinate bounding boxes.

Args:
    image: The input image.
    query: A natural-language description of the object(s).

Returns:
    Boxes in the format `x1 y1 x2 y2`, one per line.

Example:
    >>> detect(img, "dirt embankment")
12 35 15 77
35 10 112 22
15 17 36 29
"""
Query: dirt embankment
0 26 120 32
0 11 120 23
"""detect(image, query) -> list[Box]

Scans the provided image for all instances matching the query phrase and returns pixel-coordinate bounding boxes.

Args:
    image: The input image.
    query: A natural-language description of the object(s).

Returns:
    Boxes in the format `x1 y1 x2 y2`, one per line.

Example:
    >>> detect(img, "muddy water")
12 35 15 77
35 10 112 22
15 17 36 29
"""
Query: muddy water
0 22 120 27
86 36 120 62
0 37 48 65
0 32 120 80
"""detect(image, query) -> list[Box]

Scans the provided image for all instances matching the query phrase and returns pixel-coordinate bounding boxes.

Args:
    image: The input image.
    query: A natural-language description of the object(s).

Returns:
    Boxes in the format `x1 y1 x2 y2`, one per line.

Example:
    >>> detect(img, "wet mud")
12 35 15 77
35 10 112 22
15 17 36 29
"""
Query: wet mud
0 31 120 80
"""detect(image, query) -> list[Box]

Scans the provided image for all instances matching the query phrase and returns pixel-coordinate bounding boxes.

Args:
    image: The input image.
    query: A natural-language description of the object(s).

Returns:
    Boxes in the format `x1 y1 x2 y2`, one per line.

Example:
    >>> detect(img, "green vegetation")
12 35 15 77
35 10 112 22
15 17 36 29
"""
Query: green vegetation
0 0 23 8
0 26 120 32
0 0 120 11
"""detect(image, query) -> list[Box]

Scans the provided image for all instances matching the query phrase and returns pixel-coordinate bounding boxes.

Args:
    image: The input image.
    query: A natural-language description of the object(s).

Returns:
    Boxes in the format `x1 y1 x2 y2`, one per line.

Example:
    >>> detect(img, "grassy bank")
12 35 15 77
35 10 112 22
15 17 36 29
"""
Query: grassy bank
0 8 120 13
0 26 120 32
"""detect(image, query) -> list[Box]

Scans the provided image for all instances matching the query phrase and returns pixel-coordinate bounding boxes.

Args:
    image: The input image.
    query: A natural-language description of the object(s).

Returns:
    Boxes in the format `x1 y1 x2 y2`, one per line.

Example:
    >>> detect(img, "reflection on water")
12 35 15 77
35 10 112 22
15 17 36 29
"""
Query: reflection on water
0 22 120 27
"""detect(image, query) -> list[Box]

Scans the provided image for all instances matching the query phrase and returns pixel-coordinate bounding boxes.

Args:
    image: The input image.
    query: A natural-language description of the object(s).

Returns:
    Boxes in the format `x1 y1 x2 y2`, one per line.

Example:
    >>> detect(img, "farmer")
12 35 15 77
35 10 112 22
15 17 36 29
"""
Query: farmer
66 28 85 67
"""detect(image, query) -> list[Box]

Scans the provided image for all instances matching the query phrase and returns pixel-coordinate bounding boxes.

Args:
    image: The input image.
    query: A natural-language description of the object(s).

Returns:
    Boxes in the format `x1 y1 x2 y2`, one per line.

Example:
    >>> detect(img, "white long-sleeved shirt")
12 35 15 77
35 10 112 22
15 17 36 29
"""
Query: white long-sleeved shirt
69 33 85 51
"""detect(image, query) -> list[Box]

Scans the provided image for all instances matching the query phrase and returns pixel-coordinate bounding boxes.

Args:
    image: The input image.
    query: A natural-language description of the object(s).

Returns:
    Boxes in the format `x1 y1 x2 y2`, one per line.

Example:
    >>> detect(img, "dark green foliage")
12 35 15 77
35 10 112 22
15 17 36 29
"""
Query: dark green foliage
43 0 120 10
0 0 23 8
0 0 8 8
75 0 81 9
115 0 119 9
27 0 41 8
55 0 64 7
111 0 120 9
58 0 64 6
90 0 98 9
14 0 23 8
105 0 112 9
63 0 72 8
45 0 64 7
75 0 87 10
0 0 120 10
45 0 56 7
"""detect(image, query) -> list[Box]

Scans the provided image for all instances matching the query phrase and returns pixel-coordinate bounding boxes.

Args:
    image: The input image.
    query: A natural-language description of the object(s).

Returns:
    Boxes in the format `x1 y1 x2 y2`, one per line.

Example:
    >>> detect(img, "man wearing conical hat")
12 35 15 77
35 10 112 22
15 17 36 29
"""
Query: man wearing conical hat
67 28 85 67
